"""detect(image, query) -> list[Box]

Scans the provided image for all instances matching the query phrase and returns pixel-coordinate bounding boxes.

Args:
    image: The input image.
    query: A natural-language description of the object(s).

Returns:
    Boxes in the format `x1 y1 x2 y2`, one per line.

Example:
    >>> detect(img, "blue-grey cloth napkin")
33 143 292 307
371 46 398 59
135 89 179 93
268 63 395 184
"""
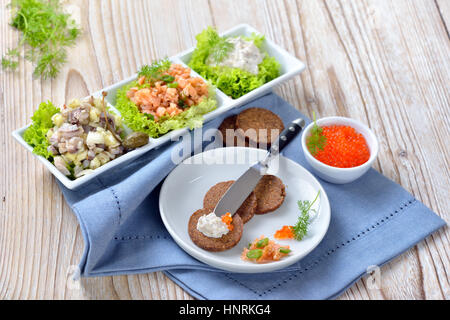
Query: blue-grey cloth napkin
58 93 446 300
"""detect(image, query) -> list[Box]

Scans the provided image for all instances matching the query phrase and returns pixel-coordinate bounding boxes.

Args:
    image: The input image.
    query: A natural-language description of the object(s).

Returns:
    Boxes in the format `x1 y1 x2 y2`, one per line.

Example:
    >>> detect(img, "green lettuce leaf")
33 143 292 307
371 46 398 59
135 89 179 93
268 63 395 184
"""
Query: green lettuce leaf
188 27 281 99
243 32 265 48
23 101 59 159
115 82 217 138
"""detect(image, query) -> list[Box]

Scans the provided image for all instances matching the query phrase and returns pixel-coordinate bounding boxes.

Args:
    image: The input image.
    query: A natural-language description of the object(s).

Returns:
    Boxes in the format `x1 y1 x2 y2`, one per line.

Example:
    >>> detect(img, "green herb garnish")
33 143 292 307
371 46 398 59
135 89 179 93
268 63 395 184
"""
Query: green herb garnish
246 249 263 260
256 237 269 248
2 0 81 79
143 113 155 121
138 59 172 81
209 37 234 62
161 75 175 83
178 99 188 109
167 82 178 88
293 190 321 241
279 247 291 254
1 48 20 70
307 112 327 156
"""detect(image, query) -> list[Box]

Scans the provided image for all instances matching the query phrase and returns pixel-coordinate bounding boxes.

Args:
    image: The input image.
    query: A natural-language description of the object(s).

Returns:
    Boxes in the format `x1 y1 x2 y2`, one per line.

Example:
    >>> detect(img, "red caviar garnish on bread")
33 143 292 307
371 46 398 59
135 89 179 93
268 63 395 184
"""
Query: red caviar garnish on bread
221 212 233 231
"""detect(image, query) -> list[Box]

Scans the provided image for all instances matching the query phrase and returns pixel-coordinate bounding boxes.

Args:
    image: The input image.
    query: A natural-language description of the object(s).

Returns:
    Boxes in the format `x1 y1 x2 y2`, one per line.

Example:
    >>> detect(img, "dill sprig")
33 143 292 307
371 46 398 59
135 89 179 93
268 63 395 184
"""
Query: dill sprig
1 48 20 69
307 112 327 156
138 59 171 78
2 0 81 79
293 190 321 241
209 37 234 62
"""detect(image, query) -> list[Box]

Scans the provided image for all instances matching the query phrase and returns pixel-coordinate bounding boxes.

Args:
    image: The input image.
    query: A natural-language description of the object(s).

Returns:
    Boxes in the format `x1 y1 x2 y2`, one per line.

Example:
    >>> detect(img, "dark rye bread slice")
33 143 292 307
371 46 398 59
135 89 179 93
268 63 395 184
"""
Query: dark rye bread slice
203 180 256 224
253 175 286 214
218 115 249 147
188 208 244 252
235 108 285 147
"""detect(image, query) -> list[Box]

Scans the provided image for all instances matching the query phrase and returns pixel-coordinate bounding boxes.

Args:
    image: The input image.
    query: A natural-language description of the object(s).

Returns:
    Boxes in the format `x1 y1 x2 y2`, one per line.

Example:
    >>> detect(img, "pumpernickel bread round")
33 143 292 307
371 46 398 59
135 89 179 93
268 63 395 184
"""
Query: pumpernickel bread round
235 108 285 146
203 180 256 223
253 175 286 214
218 115 249 147
188 208 244 252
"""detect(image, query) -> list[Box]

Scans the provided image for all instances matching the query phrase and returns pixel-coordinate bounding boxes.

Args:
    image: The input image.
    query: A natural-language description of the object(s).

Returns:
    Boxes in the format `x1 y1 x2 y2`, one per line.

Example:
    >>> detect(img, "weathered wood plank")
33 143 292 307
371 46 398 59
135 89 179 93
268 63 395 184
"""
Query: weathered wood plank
0 0 448 300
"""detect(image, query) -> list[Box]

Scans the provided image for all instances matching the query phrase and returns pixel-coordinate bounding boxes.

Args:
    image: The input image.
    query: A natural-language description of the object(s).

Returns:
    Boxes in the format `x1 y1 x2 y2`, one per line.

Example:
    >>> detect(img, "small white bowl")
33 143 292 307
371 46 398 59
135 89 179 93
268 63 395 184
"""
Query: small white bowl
301 116 379 184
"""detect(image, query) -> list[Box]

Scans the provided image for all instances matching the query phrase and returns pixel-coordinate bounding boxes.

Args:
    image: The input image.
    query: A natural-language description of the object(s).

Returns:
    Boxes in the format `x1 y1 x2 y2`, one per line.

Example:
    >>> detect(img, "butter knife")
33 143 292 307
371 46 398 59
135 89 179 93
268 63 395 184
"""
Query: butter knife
214 118 306 217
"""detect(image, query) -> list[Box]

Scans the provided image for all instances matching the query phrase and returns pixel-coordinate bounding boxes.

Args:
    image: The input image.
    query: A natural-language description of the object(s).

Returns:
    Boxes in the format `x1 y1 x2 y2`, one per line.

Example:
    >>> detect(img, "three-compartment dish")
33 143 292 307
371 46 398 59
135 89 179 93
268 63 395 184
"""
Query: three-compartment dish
12 24 306 190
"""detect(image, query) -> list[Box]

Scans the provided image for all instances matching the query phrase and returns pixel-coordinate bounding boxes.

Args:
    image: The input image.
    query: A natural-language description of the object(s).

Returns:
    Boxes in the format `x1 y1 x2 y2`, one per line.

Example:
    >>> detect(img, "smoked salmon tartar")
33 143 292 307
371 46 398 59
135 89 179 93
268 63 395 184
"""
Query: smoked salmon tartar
242 236 291 264
115 59 217 138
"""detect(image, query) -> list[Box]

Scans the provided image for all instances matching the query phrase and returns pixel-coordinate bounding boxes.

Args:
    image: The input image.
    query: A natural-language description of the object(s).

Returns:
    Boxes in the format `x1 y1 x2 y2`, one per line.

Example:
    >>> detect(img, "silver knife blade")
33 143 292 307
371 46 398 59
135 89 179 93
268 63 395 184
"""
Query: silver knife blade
214 161 267 217
213 117 305 218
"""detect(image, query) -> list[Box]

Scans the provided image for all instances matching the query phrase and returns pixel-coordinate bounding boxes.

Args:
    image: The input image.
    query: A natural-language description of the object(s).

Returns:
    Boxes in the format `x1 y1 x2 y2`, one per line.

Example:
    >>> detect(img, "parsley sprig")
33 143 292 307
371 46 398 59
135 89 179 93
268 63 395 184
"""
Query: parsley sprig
307 112 327 156
293 190 321 241
2 0 81 79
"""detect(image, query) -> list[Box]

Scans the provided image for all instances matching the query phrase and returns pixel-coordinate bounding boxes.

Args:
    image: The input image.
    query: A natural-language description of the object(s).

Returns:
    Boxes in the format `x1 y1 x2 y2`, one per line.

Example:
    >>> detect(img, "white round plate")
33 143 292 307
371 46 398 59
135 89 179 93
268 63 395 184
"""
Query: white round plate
159 147 331 273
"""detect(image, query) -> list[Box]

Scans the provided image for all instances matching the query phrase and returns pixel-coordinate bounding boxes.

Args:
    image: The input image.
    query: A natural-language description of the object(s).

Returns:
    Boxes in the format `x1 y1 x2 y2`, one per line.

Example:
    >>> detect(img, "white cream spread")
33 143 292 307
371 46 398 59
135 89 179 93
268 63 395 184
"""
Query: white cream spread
196 212 230 238
207 37 264 75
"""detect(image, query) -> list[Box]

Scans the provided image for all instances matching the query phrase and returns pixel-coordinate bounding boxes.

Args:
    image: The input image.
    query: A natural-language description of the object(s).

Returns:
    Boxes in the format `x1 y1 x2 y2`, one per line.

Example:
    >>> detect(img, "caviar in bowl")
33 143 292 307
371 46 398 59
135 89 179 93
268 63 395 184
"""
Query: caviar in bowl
301 116 379 184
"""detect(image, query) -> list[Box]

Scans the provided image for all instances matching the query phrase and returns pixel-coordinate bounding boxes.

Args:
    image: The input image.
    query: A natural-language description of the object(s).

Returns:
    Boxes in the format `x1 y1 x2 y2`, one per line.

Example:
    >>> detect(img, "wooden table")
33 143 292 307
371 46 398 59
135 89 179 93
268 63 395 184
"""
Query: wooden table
0 0 448 300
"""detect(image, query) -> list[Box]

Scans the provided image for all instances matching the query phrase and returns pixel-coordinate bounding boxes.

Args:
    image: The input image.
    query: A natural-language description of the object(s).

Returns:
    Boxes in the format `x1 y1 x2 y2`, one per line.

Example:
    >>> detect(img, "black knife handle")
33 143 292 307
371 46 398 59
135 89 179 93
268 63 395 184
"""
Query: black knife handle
269 118 305 156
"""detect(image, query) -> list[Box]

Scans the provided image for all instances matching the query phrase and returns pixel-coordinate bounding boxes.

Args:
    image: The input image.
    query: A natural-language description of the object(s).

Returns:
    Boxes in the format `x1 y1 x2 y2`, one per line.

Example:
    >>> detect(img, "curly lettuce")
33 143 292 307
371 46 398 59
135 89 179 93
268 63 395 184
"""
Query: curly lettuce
188 27 281 99
23 101 59 159
115 82 217 138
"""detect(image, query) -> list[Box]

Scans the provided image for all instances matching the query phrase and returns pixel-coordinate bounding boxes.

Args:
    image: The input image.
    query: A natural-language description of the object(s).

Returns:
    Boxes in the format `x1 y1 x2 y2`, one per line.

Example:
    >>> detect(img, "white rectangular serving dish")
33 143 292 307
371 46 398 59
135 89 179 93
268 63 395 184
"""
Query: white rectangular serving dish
12 24 306 190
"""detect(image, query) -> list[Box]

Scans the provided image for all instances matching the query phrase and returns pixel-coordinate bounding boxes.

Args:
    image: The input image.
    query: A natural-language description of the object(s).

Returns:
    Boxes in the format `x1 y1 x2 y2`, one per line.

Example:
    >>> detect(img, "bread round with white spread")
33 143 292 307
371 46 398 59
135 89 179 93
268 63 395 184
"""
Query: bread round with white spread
188 208 244 252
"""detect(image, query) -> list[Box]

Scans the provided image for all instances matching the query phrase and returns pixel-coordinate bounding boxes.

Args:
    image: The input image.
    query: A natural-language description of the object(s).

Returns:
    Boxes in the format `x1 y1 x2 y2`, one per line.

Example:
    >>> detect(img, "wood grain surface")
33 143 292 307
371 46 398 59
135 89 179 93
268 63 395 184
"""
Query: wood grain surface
0 0 449 300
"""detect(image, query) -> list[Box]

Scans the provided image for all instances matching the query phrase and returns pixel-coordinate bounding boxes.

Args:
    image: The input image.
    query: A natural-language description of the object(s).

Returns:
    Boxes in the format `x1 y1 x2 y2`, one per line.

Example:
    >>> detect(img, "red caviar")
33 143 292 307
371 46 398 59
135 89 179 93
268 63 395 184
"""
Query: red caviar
310 125 370 168
274 225 295 240
221 212 234 231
